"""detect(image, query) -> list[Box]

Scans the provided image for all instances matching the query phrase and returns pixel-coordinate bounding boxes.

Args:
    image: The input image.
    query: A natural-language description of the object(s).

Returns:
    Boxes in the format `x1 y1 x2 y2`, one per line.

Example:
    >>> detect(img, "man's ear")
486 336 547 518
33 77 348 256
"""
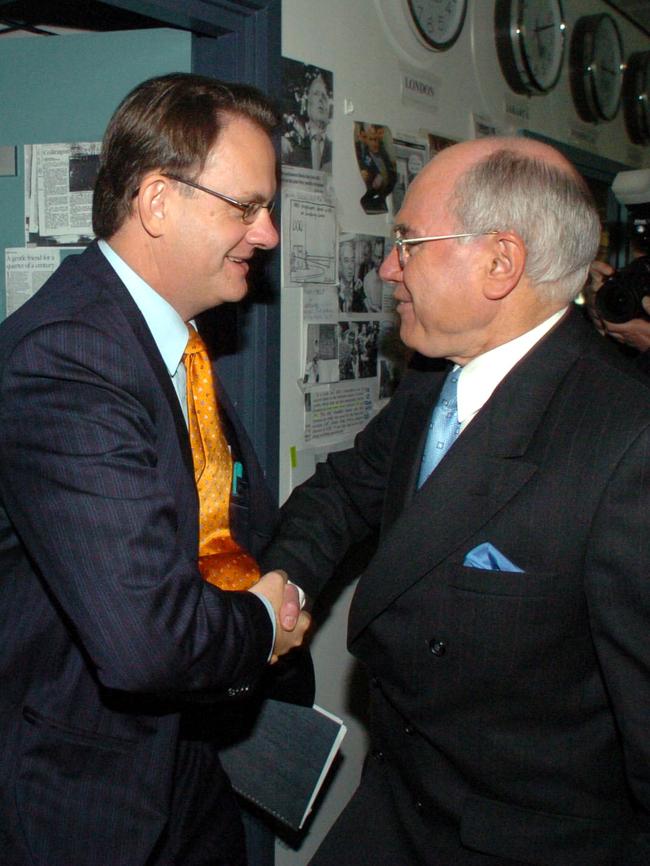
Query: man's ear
136 173 168 238
483 231 526 300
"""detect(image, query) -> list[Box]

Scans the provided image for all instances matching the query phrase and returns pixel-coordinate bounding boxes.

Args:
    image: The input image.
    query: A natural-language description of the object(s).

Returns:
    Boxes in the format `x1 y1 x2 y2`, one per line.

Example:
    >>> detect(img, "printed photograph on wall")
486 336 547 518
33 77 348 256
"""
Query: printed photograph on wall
338 234 387 313
378 320 410 400
427 132 458 157
338 321 380 381
303 323 339 384
392 137 427 213
354 122 397 214
281 58 333 174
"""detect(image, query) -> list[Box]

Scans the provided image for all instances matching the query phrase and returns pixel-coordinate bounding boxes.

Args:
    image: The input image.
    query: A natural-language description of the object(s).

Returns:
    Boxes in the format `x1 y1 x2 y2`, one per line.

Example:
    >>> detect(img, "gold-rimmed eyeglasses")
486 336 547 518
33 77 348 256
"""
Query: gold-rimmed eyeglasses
393 231 498 269
164 173 275 225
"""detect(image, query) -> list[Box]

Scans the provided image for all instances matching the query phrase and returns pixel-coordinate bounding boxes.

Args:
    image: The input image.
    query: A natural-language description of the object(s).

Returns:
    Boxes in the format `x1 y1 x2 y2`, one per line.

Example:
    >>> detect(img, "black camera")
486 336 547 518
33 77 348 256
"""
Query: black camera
594 170 650 325
595 255 650 324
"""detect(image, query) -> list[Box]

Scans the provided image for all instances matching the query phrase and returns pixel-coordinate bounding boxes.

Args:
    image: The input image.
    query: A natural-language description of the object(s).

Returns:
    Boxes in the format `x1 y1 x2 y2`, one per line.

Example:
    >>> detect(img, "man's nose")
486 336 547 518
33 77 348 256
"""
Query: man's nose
379 246 402 282
248 208 279 250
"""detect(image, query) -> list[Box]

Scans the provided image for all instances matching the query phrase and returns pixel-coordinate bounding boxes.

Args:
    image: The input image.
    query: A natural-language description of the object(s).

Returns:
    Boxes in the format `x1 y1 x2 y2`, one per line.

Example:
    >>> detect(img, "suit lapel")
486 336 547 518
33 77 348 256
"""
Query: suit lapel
349 308 587 642
381 371 444 530
85 244 194 480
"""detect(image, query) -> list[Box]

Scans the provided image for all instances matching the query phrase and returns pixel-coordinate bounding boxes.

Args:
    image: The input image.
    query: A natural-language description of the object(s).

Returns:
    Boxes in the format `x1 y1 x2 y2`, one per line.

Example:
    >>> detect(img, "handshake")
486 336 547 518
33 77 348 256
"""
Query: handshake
249 570 311 664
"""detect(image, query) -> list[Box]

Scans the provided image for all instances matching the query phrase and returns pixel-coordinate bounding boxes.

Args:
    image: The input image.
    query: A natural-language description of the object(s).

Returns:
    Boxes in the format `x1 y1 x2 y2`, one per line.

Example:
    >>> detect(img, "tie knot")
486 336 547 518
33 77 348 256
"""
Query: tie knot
439 369 459 407
184 326 207 358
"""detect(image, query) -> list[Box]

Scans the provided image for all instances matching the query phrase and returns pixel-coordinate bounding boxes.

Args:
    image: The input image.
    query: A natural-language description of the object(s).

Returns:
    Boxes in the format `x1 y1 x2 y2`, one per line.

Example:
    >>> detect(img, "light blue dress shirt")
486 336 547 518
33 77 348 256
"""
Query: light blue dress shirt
97 240 276 652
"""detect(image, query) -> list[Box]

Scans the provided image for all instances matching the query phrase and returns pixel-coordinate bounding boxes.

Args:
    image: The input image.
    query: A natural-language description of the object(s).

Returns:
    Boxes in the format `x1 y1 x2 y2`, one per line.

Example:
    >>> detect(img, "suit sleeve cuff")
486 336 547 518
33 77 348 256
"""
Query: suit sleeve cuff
254 592 276 661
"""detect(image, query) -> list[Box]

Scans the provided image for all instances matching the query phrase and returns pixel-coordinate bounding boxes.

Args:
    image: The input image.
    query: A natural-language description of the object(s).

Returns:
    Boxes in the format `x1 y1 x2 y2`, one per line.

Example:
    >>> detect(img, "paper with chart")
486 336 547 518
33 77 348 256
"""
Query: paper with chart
285 196 336 286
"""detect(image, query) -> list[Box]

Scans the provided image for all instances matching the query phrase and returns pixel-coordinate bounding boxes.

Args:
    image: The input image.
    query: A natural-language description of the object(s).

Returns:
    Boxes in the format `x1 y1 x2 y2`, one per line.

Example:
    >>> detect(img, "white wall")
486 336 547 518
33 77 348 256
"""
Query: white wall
278 2 649 863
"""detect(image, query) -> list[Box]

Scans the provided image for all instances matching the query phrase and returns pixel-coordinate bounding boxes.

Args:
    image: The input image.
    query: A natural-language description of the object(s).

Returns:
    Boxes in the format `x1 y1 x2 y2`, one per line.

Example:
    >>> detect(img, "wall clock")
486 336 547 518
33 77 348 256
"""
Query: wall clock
623 51 650 146
570 14 624 123
406 0 468 51
495 0 566 95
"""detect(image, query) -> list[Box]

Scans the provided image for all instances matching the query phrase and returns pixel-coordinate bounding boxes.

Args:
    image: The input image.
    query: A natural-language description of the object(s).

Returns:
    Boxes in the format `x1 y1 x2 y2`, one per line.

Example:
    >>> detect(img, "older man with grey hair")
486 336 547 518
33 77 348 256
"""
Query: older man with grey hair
263 136 650 866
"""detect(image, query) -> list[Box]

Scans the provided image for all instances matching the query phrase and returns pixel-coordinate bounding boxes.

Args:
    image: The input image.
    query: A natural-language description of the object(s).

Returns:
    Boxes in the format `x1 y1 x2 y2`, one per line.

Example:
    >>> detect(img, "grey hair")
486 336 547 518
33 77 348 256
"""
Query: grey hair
451 148 601 303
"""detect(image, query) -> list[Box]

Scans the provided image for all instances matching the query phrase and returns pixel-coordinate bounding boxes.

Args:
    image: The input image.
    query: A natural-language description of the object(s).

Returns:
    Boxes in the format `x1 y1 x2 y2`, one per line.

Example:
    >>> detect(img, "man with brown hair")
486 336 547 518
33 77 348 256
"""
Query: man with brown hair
0 73 309 866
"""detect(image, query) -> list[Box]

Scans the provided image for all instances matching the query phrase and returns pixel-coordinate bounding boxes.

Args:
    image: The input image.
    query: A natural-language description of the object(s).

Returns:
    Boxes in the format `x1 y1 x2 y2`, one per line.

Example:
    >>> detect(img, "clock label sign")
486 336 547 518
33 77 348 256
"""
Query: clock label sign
400 67 441 109
504 96 530 121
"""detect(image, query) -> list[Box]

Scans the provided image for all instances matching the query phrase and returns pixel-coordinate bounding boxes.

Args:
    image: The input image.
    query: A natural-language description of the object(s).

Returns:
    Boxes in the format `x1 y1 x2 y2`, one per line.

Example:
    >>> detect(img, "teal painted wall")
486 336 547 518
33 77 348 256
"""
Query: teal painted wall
0 28 192 316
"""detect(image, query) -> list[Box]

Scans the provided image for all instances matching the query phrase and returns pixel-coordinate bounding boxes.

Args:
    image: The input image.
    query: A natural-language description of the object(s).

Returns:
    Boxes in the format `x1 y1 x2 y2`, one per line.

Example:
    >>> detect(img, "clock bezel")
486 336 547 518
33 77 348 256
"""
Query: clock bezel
495 0 566 96
406 0 468 52
623 50 650 146
570 13 624 123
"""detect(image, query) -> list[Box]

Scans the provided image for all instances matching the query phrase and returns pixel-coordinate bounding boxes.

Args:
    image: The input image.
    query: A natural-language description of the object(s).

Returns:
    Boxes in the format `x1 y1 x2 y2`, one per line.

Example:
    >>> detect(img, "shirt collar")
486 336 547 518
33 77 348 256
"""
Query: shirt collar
306 120 326 139
98 239 188 376
456 307 567 428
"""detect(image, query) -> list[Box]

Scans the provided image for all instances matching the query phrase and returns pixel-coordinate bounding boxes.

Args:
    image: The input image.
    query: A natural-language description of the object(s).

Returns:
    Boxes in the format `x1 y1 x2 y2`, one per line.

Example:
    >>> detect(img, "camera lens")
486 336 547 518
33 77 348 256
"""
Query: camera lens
595 257 650 324
596 277 641 323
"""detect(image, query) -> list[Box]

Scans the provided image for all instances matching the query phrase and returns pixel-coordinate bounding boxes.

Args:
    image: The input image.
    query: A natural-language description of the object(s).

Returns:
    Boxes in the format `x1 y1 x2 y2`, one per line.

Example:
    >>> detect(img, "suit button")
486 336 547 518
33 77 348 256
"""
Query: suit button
415 800 424 812
404 725 414 735
429 638 446 656
371 749 385 762
370 676 380 688
227 685 250 696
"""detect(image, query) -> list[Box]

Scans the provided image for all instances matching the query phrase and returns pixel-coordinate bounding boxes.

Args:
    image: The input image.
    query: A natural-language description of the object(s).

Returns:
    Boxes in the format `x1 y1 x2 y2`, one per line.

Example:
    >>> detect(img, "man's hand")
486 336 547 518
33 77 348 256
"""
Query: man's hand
588 259 615 293
602 297 650 352
249 570 311 664
586 259 650 351
584 260 615 335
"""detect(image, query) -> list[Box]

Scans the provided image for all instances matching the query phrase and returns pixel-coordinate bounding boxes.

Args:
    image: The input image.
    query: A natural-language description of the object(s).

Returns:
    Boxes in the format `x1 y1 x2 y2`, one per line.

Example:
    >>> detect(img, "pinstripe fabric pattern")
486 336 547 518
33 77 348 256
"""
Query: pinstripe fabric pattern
0 243 277 865
264 307 650 866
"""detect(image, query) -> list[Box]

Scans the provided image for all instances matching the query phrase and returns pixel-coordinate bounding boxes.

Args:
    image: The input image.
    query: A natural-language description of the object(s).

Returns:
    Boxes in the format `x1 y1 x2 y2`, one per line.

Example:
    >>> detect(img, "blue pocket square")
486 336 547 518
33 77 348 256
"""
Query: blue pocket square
463 543 524 573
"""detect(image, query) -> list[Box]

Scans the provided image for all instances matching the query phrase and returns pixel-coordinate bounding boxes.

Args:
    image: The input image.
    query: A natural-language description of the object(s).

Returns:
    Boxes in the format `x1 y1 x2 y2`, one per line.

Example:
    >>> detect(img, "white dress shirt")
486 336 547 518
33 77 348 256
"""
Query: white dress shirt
456 307 567 431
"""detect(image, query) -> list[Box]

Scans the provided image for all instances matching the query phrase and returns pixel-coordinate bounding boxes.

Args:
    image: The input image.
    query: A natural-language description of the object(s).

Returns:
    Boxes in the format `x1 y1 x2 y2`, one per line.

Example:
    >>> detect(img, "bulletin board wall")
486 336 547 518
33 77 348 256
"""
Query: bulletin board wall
276 1 650 863
0 28 192 317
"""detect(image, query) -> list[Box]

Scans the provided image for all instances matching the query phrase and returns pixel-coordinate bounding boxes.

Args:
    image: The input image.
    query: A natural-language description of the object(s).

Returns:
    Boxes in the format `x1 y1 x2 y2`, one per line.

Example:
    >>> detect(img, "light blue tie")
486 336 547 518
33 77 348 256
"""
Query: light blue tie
417 369 461 487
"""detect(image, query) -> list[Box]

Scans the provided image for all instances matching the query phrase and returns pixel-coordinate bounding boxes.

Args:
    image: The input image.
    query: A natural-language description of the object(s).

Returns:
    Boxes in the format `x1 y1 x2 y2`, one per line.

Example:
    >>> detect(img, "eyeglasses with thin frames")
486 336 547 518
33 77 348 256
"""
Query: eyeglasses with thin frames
393 230 498 269
164 174 275 225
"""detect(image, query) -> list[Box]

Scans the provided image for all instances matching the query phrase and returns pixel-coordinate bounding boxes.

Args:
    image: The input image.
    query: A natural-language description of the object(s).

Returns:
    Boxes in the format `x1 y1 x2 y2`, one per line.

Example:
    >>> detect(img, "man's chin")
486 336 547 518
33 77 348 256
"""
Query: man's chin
399 323 444 359
215 281 249 306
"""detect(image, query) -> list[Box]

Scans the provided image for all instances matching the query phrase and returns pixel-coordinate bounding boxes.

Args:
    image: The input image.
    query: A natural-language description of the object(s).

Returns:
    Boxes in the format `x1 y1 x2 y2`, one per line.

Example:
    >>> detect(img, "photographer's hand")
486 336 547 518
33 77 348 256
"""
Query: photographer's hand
584 260 615 335
603 297 650 352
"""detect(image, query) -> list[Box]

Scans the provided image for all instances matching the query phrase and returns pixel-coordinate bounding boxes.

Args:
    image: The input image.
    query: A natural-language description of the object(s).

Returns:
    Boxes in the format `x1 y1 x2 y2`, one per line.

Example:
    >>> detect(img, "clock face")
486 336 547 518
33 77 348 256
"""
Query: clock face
495 0 566 95
406 0 468 51
623 51 650 146
591 16 624 119
520 0 565 91
570 14 624 123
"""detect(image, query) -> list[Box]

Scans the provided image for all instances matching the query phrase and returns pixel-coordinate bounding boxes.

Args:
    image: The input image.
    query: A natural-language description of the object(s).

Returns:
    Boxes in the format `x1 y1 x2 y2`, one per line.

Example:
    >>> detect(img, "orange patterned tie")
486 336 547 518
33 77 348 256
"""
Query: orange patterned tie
183 326 260 590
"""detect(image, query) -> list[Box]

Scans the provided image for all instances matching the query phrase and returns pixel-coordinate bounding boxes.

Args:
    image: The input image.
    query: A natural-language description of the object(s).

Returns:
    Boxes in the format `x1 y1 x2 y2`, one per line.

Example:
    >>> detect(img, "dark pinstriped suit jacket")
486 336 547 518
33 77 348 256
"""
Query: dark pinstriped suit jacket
0 242 280 865
263 307 650 866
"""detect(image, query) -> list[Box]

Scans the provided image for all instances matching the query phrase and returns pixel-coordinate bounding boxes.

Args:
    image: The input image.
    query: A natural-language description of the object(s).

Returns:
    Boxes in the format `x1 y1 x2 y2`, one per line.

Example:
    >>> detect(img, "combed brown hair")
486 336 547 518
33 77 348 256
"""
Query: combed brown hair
92 73 278 238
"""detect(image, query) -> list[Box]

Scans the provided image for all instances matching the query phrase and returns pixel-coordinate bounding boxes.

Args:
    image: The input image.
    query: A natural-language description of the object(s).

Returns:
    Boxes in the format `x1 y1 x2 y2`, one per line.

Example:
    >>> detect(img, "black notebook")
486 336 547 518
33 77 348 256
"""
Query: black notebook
220 699 347 831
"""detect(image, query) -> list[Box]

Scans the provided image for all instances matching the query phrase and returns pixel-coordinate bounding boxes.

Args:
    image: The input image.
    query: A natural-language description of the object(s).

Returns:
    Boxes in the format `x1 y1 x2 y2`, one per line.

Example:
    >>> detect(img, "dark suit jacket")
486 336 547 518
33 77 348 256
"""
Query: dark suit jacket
262 308 650 866
0 243 294 865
